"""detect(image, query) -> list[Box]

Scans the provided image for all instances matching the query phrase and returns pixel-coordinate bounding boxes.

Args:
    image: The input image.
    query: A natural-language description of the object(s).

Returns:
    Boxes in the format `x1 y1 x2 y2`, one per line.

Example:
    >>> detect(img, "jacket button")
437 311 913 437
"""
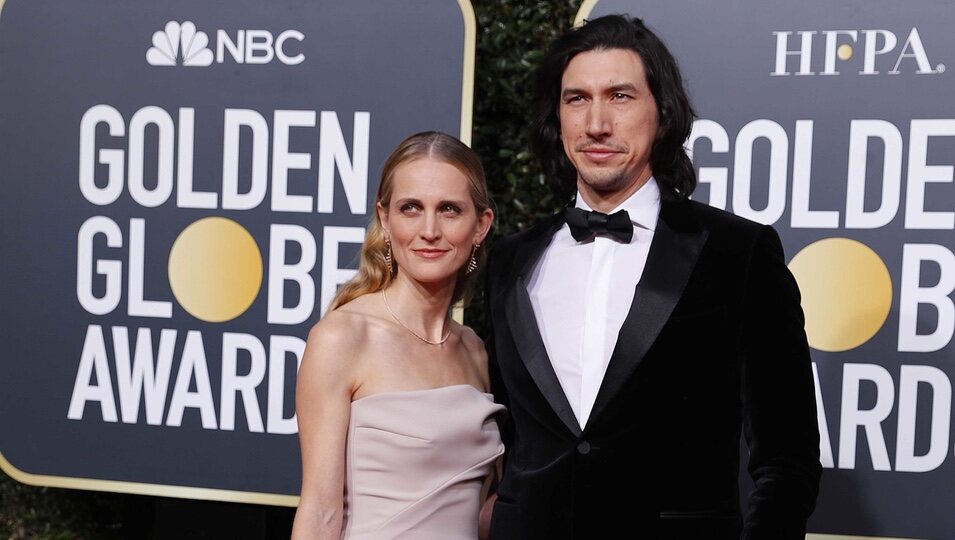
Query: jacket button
577 441 591 454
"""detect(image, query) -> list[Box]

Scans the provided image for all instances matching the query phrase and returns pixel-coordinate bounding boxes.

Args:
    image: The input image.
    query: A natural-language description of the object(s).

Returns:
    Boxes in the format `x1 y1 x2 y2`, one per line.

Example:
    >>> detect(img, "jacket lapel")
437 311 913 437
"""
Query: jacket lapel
503 214 583 436
584 200 708 431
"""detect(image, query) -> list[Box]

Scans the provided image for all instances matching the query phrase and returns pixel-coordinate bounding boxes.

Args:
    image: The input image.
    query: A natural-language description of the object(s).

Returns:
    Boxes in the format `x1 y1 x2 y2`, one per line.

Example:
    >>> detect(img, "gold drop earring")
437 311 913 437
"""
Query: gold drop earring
465 244 479 275
385 237 394 276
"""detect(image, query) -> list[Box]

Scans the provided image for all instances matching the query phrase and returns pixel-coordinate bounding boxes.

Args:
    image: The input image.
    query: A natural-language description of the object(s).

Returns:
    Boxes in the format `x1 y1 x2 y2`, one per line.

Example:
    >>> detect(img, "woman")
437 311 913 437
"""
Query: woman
291 131 500 540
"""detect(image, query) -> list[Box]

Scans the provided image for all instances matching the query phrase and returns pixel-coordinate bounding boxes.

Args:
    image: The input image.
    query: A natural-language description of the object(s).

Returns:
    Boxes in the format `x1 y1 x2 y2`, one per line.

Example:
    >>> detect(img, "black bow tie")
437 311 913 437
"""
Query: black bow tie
564 207 634 243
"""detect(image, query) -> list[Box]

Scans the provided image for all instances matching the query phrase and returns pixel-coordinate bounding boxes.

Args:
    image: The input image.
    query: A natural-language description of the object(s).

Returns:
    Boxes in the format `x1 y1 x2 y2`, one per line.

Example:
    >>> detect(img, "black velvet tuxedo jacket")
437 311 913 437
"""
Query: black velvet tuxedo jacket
485 199 821 540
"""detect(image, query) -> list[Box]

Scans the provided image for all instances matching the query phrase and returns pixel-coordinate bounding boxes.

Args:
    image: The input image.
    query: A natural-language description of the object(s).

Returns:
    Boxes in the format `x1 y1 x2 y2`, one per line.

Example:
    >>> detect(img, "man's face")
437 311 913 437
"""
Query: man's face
559 48 659 204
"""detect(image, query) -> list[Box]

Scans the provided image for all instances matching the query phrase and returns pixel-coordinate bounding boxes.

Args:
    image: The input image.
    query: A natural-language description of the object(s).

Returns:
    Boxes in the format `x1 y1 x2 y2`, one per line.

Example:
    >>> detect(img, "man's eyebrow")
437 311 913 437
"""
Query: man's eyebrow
561 82 640 97
561 86 588 97
606 83 639 94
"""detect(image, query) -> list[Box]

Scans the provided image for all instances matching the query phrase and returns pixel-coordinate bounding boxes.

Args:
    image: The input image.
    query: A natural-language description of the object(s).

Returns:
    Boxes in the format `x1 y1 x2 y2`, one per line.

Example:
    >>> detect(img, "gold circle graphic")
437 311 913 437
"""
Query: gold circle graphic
837 44 853 61
788 238 891 352
168 217 263 323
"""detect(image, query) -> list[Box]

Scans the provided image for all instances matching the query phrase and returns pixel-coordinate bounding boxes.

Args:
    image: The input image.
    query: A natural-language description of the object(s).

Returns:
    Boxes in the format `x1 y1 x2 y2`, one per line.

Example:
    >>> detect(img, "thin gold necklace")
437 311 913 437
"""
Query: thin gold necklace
381 289 452 345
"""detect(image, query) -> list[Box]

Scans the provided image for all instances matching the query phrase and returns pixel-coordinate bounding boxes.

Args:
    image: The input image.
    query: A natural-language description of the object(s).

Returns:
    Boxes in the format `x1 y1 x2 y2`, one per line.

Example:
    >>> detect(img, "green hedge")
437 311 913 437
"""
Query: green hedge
0 1 580 536
0 478 124 539
466 0 581 333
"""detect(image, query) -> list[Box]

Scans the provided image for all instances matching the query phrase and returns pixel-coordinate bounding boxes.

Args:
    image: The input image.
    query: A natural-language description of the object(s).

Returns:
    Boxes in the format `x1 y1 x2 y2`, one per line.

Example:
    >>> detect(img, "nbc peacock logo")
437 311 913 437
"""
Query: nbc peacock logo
145 20 305 67
146 21 214 67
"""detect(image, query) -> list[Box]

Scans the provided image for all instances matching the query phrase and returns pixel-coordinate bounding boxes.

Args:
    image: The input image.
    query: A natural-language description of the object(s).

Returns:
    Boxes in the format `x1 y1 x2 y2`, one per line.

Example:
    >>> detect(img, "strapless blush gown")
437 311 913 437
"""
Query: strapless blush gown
340 384 505 539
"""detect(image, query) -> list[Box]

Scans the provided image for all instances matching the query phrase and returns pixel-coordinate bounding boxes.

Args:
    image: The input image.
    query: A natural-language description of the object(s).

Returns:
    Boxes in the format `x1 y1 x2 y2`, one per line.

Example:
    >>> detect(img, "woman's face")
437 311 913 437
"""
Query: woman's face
378 158 492 287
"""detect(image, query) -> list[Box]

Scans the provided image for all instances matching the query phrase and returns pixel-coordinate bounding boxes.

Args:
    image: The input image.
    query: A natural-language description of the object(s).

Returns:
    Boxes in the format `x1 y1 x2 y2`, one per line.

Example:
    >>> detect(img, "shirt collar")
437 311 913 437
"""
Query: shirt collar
574 177 661 233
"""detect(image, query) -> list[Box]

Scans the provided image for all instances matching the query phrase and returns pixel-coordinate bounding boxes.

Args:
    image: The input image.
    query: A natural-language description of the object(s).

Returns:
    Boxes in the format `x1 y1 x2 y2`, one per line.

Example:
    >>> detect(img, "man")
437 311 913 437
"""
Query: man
483 15 821 540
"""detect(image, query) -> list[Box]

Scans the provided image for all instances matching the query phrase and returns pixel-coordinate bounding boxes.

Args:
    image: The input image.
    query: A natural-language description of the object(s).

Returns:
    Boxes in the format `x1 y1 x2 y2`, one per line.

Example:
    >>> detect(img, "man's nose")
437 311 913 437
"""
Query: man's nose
585 101 611 138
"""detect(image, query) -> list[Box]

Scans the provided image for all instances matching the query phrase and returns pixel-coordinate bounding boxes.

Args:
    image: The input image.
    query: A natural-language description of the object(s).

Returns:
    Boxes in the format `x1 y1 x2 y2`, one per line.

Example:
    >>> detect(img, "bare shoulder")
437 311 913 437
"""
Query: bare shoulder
308 309 368 353
457 324 490 389
458 324 486 354
300 300 382 391
309 293 389 346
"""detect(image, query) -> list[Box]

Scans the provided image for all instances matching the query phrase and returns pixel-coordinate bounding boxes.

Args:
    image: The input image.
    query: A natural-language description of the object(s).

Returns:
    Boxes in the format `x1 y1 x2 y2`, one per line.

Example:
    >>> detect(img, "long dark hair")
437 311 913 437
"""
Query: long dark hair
530 14 696 201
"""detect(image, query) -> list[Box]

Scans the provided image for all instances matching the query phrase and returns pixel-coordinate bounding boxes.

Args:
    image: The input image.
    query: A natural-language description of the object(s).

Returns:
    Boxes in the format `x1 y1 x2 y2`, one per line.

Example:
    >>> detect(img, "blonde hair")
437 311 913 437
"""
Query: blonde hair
329 131 491 310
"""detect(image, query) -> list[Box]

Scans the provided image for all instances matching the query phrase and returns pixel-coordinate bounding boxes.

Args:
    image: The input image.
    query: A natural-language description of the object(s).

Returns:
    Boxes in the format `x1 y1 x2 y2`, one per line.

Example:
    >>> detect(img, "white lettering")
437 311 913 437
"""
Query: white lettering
898 244 955 352
772 31 815 76
272 110 316 213
813 363 835 468
822 30 858 75
317 111 370 214
220 332 266 432
76 216 123 315
245 30 274 64
176 108 217 209
127 219 172 318
687 119 729 210
732 119 788 224
216 30 244 63
861 30 897 75
127 106 175 207
791 120 839 228
222 109 269 210
321 226 365 316
895 365 951 472
166 331 217 429
845 120 903 229
838 363 894 471
67 325 118 422
891 28 936 75
275 30 305 65
79 105 125 205
904 120 955 230
113 327 175 425
267 224 317 324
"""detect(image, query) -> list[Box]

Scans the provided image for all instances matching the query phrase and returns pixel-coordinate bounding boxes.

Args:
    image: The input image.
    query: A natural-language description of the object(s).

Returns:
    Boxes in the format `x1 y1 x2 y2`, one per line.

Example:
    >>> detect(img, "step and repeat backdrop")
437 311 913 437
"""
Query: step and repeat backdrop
1 0 953 536
0 0 475 505
581 1 954 539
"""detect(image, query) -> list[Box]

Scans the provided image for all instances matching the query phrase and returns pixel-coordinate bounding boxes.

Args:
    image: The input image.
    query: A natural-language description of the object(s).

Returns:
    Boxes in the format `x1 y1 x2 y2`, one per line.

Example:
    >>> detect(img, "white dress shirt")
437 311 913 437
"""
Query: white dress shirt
526 178 661 429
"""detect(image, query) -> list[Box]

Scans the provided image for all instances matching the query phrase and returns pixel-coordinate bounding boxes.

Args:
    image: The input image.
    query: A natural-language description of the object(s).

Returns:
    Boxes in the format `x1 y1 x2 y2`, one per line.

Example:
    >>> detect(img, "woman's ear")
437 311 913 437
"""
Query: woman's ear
473 207 494 245
377 201 390 237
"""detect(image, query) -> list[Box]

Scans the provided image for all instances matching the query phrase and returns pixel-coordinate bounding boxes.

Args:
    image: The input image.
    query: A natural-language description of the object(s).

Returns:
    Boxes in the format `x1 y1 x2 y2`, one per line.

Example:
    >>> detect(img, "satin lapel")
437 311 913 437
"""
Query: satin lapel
584 201 708 431
503 215 582 436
